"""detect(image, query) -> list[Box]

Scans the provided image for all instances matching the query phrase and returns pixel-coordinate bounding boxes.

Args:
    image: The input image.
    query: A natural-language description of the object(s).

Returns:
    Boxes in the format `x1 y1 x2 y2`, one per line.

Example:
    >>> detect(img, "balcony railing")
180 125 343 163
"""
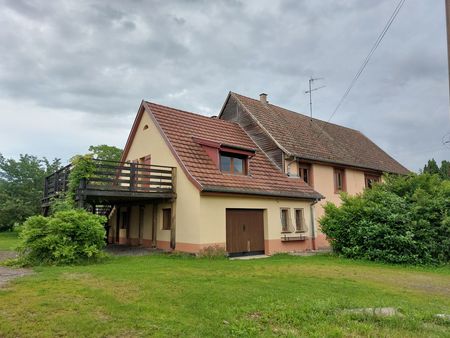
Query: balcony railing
42 159 175 206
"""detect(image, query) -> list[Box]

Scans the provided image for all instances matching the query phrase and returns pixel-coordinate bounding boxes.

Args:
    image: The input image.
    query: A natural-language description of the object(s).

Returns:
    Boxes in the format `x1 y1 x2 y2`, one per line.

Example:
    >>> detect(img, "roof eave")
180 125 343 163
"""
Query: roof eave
201 185 323 200
291 154 409 175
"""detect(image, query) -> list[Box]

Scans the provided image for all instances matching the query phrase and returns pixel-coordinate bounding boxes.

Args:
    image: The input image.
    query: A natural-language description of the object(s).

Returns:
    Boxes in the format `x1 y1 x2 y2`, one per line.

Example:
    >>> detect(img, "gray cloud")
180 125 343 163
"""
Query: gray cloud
0 0 448 171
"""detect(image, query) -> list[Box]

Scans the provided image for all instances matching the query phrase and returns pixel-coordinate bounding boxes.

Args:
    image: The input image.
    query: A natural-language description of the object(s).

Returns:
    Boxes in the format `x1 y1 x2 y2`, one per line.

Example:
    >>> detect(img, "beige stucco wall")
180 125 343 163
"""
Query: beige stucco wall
312 164 366 218
199 195 312 241
311 164 366 248
198 194 315 254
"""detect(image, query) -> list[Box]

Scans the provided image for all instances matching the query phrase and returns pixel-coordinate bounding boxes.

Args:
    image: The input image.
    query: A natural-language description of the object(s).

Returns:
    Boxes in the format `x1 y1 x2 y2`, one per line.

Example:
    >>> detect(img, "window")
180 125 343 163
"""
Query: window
295 209 307 233
334 168 346 193
365 174 380 189
220 153 246 175
162 208 172 230
280 208 291 232
298 163 311 184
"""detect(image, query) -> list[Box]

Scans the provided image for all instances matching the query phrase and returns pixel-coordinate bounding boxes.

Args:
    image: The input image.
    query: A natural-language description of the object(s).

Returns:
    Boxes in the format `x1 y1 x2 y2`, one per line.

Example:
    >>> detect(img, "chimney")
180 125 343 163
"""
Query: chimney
259 93 268 104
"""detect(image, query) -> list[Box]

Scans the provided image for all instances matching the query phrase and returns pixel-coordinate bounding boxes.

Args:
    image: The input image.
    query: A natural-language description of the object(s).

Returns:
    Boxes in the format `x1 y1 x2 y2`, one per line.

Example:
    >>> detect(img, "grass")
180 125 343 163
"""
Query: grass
0 231 20 251
0 233 449 337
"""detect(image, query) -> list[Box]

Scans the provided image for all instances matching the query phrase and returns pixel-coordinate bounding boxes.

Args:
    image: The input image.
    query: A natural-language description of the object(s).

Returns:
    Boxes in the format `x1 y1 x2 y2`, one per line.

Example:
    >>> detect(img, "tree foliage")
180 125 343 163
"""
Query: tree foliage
0 154 61 231
423 158 450 180
320 173 450 265
63 144 122 206
15 209 106 266
66 154 97 207
88 144 123 162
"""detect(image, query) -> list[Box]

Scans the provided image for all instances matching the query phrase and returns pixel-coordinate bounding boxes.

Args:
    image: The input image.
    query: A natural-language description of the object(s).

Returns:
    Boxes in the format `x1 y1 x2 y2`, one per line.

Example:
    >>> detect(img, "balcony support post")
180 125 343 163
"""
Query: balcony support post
170 167 177 250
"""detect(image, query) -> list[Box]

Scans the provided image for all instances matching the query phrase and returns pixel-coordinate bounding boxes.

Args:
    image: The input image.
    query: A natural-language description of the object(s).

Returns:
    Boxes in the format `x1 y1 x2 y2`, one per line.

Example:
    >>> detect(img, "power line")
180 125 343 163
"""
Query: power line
328 0 407 122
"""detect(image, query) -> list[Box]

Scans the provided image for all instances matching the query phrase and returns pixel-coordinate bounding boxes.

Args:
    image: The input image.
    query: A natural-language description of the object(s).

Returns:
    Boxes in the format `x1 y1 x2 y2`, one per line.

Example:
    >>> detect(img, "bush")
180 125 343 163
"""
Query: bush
320 173 450 265
16 209 107 266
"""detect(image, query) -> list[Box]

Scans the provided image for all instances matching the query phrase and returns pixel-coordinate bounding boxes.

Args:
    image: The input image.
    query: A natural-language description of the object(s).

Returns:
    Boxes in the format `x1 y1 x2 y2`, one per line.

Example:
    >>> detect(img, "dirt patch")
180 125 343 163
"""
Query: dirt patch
106 245 162 256
0 250 17 262
0 266 33 288
341 307 403 317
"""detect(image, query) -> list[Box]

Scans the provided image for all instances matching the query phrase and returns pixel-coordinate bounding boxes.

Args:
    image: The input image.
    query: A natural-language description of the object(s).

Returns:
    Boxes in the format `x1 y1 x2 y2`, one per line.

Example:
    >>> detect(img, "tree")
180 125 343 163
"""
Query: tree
0 154 61 231
440 160 450 180
423 158 450 180
423 159 440 175
88 144 123 162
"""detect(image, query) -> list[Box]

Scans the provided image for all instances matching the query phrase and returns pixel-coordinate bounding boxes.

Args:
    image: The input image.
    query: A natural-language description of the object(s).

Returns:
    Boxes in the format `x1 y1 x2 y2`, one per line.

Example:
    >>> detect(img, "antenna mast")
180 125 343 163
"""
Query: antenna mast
305 77 325 120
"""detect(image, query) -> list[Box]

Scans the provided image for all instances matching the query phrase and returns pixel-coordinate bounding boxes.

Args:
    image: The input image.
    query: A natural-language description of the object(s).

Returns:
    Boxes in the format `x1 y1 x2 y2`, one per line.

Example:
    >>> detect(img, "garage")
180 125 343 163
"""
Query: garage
226 209 265 256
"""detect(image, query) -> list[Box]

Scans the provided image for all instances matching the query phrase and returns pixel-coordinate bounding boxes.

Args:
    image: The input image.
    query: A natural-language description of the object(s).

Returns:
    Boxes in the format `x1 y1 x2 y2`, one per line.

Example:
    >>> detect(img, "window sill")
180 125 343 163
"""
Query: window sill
281 231 292 234
281 234 308 242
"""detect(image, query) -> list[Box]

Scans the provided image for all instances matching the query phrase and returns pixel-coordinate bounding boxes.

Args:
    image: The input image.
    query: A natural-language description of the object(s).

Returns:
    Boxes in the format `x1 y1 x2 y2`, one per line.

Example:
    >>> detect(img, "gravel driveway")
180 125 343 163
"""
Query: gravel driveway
0 251 32 288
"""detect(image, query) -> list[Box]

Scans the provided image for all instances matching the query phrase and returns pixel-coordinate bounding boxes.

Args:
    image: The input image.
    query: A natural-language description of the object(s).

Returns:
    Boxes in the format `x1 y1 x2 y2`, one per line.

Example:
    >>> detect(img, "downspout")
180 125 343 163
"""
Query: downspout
310 198 320 251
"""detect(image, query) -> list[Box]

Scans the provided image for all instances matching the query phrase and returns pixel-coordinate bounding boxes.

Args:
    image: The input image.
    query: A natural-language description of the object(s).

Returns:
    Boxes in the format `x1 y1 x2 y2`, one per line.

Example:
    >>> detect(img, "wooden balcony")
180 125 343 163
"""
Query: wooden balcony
42 159 176 209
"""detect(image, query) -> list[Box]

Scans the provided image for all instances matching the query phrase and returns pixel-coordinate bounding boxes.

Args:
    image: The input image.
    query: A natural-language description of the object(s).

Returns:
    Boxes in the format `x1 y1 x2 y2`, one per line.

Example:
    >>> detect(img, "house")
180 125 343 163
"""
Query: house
106 93 408 255
218 92 409 248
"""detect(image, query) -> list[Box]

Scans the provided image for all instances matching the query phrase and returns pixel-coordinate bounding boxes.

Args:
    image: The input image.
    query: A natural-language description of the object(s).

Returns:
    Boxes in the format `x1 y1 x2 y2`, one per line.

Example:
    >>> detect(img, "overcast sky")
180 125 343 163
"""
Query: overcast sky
0 0 449 171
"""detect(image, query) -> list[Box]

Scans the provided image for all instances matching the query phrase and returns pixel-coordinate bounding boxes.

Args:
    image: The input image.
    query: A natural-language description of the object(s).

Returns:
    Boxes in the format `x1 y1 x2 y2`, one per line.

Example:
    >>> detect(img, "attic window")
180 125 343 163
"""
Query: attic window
143 125 149 130
220 152 247 175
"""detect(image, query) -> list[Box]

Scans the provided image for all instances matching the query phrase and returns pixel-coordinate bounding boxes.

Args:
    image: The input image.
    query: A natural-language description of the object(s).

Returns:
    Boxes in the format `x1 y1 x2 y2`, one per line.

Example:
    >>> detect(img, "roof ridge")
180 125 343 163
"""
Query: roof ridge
144 101 241 127
230 92 408 174
231 92 361 133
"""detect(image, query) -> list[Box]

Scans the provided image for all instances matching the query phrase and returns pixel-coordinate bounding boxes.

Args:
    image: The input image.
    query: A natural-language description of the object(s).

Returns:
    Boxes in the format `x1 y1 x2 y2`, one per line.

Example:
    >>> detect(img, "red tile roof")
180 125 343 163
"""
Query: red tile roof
144 101 322 199
229 93 409 175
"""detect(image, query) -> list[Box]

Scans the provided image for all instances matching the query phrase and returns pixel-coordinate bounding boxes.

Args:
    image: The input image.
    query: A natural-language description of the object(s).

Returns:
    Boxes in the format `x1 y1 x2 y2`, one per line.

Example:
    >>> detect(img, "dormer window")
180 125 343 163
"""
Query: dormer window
220 152 246 175
191 136 255 176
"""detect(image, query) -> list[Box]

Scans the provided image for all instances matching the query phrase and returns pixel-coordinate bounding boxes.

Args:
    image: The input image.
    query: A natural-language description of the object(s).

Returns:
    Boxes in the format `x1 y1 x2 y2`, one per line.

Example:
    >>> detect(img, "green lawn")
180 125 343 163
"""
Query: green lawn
0 231 20 251
0 233 449 337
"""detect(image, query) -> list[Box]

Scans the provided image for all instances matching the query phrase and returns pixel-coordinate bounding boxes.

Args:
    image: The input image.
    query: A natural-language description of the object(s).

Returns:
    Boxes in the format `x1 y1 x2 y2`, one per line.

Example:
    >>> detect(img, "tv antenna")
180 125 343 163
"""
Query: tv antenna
305 77 325 120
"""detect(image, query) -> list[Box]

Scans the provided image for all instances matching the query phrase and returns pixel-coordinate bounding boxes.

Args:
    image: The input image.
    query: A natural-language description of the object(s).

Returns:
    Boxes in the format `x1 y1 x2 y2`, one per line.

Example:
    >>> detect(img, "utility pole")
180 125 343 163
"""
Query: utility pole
305 77 325 120
446 0 450 101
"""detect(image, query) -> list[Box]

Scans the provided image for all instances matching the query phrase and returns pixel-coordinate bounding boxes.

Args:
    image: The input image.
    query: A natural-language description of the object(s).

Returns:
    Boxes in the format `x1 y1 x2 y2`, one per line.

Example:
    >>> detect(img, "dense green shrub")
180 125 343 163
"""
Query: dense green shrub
16 209 107 266
320 173 450 265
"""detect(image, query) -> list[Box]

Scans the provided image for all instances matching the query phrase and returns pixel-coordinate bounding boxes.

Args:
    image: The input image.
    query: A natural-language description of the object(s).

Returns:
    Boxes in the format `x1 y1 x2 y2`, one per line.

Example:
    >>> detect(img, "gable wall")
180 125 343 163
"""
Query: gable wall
110 110 202 246
221 96 283 168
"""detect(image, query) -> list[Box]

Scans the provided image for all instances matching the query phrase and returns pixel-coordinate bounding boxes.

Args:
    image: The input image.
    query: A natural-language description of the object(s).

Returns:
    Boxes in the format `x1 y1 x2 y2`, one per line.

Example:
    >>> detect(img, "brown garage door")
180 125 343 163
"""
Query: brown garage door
226 209 265 256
